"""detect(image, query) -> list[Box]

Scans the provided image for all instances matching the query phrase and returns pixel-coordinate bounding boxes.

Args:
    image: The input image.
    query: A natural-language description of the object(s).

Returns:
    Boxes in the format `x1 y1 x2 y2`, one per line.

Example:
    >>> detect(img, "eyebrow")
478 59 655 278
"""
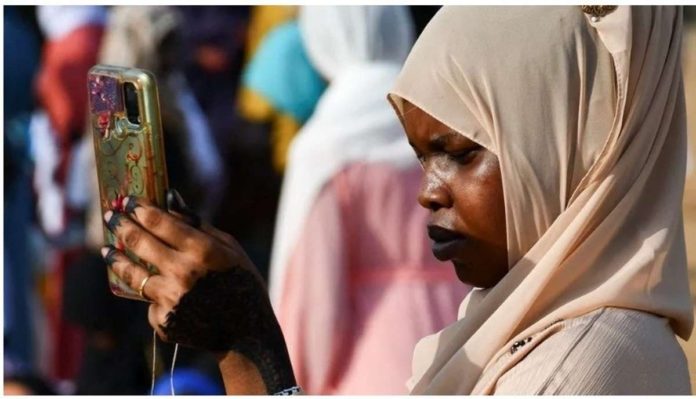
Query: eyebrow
430 131 463 148
408 131 466 152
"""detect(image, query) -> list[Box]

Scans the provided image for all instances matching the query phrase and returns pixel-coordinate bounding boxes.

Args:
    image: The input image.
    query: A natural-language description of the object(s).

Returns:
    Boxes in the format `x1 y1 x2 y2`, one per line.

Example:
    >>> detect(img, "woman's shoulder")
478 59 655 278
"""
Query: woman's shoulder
495 307 690 395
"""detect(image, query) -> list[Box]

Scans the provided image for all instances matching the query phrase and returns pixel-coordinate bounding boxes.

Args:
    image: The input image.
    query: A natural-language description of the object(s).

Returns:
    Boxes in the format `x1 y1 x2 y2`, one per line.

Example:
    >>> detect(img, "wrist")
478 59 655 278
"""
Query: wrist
216 350 267 395
215 330 297 395
162 269 296 393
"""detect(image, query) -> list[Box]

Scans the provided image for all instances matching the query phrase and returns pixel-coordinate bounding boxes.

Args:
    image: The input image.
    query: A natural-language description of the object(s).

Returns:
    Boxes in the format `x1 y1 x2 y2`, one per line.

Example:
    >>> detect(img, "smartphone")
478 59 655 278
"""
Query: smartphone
88 65 168 301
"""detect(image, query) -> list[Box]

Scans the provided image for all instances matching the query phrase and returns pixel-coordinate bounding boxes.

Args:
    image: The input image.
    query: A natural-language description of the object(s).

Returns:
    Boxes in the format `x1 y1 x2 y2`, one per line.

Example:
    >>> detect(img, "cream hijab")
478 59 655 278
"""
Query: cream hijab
389 6 693 394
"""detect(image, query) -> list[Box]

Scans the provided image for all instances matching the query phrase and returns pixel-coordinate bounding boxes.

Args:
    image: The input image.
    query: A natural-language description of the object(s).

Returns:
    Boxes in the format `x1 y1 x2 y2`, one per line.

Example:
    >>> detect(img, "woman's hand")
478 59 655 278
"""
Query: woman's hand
101 191 296 394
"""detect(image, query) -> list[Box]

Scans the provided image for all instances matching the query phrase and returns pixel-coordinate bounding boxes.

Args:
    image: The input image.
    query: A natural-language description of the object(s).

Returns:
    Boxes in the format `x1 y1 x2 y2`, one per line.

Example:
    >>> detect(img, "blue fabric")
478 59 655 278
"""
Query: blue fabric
153 368 224 395
4 115 35 367
4 7 40 368
242 21 325 123
4 7 40 121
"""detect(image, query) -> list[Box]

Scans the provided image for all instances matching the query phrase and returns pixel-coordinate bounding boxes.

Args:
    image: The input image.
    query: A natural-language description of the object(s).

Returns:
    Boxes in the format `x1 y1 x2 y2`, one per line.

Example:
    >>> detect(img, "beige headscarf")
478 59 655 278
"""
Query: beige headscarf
389 6 693 394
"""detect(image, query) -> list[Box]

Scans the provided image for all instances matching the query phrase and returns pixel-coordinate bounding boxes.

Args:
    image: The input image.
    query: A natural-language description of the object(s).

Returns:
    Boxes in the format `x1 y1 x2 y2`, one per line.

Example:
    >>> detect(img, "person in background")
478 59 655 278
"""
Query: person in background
268 6 471 394
4 357 57 395
36 6 152 393
91 5 224 223
4 5 42 371
179 6 285 279
81 5 226 391
31 5 108 382
100 6 693 396
239 17 326 172
61 251 151 394
178 6 250 160
243 5 297 61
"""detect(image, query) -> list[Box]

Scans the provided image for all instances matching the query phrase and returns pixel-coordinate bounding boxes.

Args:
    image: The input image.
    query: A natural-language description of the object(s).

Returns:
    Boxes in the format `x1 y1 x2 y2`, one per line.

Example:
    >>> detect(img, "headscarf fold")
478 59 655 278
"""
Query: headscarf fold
388 6 692 394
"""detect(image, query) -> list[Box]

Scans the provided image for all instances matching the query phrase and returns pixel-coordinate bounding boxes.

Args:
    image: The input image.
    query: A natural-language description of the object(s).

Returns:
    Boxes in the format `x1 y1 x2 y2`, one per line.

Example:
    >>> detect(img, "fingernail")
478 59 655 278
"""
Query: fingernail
123 196 139 215
166 189 202 228
111 194 125 213
101 245 118 266
166 189 186 212
103 210 121 231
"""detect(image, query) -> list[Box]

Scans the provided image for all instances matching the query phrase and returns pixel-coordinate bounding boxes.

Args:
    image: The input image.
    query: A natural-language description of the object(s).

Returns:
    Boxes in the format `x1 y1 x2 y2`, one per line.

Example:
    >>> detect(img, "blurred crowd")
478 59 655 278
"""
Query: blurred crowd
4 5 696 396
3 5 460 395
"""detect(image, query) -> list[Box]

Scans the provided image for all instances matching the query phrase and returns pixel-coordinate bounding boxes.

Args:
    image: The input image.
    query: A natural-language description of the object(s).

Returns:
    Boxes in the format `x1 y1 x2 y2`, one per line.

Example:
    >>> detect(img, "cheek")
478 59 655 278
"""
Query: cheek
452 153 507 246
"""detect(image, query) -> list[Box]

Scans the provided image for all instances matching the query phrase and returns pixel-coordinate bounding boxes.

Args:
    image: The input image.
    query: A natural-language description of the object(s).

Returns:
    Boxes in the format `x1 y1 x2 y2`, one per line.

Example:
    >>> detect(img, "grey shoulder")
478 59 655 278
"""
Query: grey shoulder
497 307 691 395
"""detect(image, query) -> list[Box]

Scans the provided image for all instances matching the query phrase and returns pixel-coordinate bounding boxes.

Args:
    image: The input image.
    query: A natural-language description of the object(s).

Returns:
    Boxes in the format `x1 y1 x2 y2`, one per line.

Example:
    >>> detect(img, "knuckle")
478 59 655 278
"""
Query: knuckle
123 228 141 249
110 261 125 277
122 265 135 286
162 283 186 306
183 269 202 286
141 208 164 229
173 266 201 288
182 235 201 253
193 239 216 265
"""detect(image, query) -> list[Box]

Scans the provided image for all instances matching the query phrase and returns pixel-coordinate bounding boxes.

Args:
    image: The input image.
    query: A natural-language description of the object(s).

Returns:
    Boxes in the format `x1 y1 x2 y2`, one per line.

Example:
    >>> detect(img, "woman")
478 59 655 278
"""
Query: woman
101 6 692 394
268 6 469 394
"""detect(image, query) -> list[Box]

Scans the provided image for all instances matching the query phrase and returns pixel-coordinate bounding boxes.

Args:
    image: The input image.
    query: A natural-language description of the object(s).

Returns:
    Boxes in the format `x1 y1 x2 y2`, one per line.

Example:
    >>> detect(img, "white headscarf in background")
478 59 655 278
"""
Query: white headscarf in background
37 5 106 41
389 6 692 394
269 6 416 307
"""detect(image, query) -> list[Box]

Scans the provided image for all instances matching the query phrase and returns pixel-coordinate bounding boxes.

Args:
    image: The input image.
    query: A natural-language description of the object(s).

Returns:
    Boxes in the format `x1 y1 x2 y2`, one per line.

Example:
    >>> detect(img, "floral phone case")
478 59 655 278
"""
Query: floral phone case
89 65 168 301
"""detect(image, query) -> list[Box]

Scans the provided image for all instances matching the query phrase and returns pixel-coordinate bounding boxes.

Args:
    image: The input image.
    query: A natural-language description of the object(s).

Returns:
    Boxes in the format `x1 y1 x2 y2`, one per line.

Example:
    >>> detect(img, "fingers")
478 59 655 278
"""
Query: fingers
162 189 236 248
104 209 180 274
165 189 201 228
123 196 206 252
148 305 169 341
102 246 164 303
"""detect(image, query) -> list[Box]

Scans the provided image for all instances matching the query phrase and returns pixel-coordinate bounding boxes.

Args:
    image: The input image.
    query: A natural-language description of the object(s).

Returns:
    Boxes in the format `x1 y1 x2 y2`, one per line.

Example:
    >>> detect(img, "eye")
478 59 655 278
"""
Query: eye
449 146 481 165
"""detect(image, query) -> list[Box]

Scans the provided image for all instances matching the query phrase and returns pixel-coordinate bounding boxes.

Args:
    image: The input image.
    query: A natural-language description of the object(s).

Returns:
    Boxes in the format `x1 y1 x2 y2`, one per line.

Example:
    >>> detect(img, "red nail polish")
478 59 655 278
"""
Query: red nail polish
111 194 126 213
116 240 125 251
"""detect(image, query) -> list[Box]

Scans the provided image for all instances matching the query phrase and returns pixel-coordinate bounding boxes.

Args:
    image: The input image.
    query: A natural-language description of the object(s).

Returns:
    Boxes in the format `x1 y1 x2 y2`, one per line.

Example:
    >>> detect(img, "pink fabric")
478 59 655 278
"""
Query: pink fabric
277 162 471 394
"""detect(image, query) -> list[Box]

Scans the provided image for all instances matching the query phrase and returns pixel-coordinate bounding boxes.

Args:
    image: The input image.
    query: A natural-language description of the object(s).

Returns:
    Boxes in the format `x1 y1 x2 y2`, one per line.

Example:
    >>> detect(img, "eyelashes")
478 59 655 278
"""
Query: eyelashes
414 143 483 168
449 147 481 165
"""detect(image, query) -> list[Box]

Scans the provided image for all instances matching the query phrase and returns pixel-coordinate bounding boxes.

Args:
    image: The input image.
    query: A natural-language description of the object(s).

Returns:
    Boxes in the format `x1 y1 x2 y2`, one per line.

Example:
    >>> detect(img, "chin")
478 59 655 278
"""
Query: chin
452 259 502 289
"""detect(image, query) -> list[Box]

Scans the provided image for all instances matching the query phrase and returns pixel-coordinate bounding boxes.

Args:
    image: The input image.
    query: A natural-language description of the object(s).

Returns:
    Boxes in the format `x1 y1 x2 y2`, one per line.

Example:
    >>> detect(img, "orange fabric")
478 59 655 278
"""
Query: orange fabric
36 24 104 146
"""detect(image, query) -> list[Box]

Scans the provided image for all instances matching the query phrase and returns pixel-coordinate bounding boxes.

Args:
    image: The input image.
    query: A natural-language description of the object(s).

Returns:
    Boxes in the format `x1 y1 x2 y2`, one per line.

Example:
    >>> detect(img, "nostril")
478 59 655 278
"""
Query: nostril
428 201 443 212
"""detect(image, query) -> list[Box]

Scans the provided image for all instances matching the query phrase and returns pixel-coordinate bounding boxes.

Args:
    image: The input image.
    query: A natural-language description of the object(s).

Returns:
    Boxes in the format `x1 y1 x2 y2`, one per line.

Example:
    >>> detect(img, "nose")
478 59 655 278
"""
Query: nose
417 170 452 211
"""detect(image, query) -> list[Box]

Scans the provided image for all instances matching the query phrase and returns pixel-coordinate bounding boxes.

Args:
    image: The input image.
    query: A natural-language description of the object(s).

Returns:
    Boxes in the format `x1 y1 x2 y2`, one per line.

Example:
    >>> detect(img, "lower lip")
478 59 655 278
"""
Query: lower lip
431 239 467 261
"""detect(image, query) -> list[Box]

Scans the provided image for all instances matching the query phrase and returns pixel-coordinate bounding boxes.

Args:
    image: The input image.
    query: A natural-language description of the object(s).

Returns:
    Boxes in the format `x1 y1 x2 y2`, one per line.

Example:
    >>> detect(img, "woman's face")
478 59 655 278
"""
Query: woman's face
400 100 508 288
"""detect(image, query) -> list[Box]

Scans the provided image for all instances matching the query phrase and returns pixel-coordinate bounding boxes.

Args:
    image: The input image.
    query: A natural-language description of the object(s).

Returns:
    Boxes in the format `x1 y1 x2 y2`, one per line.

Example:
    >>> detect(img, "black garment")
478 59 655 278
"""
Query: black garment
409 6 442 37
62 250 151 394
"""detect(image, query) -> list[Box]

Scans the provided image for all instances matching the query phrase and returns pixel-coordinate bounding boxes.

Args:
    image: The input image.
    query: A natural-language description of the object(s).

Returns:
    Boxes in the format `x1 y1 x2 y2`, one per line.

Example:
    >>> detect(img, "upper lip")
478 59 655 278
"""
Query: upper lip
427 225 464 242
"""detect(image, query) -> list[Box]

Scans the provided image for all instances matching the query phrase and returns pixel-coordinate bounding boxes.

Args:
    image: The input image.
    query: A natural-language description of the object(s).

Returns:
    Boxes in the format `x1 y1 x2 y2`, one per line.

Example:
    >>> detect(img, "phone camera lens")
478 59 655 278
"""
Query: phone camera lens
123 82 141 125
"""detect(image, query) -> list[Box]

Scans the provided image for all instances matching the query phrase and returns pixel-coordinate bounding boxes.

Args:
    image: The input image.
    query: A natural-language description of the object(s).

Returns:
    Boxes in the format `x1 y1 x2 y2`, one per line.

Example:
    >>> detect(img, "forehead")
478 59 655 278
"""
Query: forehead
400 99 465 141
402 100 446 128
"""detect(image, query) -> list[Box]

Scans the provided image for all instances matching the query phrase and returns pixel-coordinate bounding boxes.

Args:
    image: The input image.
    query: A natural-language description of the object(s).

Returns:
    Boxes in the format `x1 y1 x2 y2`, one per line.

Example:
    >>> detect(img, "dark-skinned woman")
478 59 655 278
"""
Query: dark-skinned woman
102 6 692 394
